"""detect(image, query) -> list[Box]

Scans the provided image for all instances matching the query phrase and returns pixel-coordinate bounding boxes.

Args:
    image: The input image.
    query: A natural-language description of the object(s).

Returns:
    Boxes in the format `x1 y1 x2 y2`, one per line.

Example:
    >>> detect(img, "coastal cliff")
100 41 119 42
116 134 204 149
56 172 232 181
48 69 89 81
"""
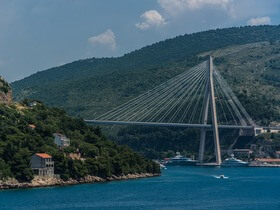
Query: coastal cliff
0 173 159 190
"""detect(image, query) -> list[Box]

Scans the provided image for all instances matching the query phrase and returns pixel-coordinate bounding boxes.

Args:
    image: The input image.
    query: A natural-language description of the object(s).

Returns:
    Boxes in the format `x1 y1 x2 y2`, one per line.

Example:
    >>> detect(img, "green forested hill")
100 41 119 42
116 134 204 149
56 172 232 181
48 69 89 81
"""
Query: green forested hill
12 25 280 122
0 101 159 181
11 25 280 160
112 42 280 159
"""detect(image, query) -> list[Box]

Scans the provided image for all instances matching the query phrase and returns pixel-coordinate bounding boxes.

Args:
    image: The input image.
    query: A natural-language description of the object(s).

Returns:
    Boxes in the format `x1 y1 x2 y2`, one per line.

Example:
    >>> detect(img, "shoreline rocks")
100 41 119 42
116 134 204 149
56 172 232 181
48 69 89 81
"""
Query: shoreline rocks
0 173 160 190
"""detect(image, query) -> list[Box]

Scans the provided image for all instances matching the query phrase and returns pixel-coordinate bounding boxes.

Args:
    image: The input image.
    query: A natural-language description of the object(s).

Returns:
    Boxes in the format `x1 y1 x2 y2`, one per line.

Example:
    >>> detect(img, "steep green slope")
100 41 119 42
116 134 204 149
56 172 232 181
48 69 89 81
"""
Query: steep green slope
0 101 159 181
12 25 280 121
204 42 280 125
112 41 280 159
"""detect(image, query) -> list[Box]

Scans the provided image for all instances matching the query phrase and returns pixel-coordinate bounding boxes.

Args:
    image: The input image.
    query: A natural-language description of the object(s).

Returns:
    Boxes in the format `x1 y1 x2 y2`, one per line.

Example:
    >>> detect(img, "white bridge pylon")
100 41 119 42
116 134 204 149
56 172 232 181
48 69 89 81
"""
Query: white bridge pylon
199 56 221 164
85 56 258 165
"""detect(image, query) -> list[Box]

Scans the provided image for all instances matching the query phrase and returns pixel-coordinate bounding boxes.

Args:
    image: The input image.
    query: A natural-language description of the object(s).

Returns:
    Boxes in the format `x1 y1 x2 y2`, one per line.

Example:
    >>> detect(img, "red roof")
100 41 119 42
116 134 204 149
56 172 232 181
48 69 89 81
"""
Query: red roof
36 153 52 159
28 124 36 129
256 158 280 163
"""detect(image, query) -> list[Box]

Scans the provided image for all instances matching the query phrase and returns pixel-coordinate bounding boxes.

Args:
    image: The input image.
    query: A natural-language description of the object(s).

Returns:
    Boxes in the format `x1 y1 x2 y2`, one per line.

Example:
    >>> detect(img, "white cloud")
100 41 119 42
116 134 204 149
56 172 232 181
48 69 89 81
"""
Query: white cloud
136 10 166 30
88 29 116 50
157 0 234 16
247 16 271 26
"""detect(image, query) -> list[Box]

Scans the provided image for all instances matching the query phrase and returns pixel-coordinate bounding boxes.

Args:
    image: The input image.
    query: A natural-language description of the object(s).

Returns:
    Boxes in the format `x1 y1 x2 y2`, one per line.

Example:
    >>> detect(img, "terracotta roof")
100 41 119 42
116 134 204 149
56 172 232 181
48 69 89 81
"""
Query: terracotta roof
256 158 280 163
36 153 52 159
28 124 36 129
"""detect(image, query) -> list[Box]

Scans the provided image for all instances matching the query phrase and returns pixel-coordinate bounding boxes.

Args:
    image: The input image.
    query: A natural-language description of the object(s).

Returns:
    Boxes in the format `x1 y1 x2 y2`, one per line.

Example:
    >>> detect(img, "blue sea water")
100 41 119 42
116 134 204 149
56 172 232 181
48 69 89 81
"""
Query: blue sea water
1 166 280 210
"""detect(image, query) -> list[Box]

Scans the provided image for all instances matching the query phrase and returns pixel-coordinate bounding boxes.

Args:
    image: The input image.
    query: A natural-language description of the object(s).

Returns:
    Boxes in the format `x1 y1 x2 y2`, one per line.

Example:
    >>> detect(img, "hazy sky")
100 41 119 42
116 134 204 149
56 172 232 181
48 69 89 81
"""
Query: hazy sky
1 0 280 82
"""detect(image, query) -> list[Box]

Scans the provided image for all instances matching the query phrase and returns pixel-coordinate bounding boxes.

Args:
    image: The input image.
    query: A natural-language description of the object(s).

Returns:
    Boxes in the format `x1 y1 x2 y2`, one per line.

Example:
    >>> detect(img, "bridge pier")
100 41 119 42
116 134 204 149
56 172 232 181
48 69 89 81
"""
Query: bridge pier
198 56 222 165
198 128 207 163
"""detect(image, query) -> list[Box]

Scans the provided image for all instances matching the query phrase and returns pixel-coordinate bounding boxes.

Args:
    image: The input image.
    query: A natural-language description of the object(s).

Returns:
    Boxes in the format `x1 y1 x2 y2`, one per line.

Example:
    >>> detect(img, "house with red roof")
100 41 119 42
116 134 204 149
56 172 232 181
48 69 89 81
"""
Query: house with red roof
30 153 54 177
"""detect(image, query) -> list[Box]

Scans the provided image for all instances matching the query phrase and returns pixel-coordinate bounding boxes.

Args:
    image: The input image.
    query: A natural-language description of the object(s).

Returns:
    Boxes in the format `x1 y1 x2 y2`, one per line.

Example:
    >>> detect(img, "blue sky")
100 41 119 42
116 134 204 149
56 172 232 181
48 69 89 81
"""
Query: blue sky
0 0 280 82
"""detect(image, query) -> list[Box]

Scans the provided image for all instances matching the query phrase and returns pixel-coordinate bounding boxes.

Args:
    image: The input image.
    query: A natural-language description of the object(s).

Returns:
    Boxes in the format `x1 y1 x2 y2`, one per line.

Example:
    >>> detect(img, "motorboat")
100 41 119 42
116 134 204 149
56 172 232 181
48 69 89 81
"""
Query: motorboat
165 153 197 166
221 154 249 167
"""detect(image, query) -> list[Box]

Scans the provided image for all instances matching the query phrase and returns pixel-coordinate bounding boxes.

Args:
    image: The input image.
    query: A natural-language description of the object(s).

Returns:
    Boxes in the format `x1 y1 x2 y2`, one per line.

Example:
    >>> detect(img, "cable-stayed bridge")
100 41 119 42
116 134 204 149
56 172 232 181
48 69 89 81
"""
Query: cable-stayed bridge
85 56 280 165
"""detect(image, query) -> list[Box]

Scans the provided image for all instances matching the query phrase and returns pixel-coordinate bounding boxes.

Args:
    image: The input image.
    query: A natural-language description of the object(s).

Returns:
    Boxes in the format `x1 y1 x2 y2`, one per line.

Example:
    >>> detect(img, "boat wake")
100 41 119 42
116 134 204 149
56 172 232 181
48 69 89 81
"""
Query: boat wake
213 175 229 179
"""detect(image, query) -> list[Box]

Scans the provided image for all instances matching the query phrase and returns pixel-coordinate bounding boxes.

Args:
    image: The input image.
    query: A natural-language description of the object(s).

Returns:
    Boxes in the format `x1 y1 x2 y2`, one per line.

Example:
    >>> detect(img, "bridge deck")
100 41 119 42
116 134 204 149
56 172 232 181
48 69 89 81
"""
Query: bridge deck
85 120 280 130
84 120 257 130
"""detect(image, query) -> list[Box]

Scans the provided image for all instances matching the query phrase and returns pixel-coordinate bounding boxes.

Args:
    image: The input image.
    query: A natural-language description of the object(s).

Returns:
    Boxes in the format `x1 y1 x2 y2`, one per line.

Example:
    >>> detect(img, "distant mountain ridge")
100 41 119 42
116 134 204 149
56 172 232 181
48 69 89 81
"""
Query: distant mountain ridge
12 25 280 123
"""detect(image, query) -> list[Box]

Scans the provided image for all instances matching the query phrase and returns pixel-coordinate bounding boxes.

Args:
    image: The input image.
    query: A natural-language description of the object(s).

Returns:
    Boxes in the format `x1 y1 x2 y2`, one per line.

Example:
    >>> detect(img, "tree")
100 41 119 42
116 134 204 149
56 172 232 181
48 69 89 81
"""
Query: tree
0 158 12 180
11 148 33 182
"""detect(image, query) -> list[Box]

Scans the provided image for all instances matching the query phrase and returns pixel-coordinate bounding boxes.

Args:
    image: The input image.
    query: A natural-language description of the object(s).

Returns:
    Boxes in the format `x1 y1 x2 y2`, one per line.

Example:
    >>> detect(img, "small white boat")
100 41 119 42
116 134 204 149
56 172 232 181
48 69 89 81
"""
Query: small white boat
219 174 225 179
213 174 229 179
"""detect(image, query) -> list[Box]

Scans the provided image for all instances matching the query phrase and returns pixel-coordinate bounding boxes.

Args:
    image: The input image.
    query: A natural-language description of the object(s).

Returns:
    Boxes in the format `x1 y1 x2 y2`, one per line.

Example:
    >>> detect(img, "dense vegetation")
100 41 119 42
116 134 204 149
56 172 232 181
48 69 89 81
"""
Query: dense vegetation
106 125 250 160
0 101 159 181
11 25 280 160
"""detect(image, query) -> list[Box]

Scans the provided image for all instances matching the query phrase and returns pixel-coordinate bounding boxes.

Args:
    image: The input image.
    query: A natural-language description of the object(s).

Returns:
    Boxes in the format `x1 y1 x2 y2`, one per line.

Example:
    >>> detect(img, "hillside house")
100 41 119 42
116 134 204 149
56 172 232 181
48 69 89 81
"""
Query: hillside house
254 158 280 165
254 127 280 136
232 149 253 160
30 153 54 177
67 149 86 161
53 133 70 147
28 101 37 107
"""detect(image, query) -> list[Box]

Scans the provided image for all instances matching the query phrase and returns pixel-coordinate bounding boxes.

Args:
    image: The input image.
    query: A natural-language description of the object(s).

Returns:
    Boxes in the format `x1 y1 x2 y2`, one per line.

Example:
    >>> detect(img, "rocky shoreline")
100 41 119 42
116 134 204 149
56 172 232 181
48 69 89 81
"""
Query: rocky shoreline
0 173 160 190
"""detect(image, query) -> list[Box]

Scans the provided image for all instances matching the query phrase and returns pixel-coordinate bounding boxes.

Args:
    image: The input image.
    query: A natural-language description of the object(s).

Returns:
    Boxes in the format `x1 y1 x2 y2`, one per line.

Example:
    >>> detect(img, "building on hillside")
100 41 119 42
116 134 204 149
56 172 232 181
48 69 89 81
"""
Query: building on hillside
255 127 280 136
67 149 86 161
232 149 253 160
270 130 280 134
53 133 70 147
30 153 54 177
253 158 280 165
28 101 37 107
276 151 280 159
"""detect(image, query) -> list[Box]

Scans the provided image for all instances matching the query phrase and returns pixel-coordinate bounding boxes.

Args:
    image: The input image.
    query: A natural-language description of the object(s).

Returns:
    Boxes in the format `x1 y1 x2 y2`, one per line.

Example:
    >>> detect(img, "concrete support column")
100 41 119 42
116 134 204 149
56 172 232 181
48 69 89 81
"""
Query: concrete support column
198 68 210 163
209 56 222 165
198 56 222 165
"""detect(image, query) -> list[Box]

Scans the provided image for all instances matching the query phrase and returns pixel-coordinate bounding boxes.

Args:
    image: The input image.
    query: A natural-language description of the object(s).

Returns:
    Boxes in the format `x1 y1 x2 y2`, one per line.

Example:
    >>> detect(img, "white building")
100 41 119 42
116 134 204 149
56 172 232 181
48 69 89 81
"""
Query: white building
29 101 37 107
254 128 280 136
53 133 70 147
